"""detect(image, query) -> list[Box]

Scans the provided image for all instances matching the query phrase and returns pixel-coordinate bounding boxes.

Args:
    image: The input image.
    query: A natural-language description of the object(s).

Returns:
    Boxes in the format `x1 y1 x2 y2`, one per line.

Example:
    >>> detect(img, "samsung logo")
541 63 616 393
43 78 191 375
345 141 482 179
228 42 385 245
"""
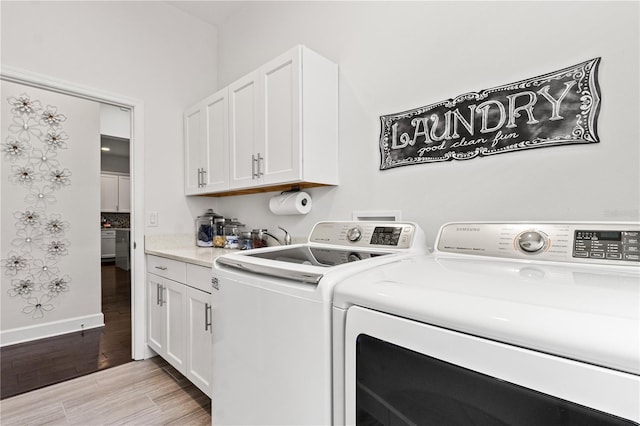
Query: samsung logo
456 227 480 232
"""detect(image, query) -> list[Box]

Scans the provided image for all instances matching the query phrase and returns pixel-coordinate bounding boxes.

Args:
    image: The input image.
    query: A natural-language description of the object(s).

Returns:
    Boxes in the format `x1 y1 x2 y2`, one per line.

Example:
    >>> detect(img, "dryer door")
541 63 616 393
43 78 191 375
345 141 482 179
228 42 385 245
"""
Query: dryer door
344 306 639 425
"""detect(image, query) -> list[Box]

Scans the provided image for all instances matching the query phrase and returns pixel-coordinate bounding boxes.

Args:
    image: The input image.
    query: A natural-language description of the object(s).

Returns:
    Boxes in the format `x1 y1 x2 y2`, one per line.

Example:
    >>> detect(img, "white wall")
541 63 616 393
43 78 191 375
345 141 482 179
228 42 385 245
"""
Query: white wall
1 81 102 344
1 1 221 236
214 1 639 243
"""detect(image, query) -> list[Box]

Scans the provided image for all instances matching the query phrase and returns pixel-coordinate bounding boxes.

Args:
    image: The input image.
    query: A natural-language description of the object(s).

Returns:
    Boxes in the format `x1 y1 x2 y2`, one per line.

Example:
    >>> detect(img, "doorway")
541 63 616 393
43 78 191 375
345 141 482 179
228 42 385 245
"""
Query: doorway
0 68 146 398
99 105 133 371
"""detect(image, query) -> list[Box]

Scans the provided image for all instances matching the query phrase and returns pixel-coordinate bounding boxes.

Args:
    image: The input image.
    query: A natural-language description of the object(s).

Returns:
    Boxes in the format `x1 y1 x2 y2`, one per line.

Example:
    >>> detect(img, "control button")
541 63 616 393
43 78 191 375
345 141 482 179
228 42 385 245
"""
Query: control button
573 251 589 258
624 245 639 253
606 253 622 260
346 227 362 242
624 253 640 261
624 237 639 244
590 252 605 259
624 231 639 237
516 231 547 254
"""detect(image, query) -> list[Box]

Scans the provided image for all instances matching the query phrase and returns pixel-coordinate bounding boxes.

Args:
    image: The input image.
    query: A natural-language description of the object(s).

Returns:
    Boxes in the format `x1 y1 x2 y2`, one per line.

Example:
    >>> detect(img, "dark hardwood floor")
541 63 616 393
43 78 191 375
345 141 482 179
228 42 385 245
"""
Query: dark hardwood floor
0 262 132 399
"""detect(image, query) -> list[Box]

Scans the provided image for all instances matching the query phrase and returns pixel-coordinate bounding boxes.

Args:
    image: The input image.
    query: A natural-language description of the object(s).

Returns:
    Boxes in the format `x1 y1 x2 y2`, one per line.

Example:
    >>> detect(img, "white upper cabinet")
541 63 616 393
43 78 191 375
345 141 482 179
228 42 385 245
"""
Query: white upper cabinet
185 45 338 196
184 88 229 195
229 72 259 189
258 50 301 186
184 103 203 194
100 173 130 213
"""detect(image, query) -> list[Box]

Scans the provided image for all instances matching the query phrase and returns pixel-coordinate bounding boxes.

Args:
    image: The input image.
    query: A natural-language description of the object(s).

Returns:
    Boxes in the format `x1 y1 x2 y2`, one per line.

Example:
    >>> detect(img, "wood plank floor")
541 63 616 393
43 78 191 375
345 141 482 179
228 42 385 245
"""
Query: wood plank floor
1 263 132 399
0 356 212 425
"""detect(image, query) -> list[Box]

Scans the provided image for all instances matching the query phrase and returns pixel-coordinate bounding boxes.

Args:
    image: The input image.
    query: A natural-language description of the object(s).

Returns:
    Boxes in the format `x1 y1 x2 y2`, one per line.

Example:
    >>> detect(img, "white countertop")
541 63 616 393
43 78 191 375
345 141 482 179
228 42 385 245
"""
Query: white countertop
145 246 234 268
144 233 236 267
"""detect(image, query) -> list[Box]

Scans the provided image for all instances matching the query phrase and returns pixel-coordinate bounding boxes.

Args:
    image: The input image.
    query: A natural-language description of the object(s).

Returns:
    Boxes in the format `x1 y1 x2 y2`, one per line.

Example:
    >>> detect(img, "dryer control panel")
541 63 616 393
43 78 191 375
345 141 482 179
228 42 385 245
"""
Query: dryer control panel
436 222 639 266
574 230 639 262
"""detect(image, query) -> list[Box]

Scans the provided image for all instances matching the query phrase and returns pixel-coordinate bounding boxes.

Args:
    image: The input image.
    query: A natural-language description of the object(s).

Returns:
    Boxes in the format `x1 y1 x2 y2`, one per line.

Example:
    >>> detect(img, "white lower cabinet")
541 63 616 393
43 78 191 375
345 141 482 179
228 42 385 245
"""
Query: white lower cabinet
164 279 187 372
186 286 213 395
146 273 165 355
146 273 187 374
146 255 213 396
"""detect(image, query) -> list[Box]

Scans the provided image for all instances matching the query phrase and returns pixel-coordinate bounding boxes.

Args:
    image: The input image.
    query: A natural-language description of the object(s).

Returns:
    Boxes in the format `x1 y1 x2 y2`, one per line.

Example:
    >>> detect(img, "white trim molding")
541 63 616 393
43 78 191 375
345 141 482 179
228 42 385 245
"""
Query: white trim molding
0 313 105 347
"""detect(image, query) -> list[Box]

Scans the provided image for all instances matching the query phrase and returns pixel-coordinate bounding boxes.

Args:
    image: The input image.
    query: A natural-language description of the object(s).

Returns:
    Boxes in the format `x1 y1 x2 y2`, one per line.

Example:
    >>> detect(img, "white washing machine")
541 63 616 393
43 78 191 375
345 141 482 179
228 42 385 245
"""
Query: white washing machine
211 221 428 425
333 222 639 425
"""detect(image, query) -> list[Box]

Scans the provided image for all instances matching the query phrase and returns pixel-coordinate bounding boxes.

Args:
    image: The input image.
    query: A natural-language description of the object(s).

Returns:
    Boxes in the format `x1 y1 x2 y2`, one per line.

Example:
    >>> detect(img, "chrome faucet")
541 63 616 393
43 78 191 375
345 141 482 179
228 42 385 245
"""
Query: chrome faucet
263 226 292 245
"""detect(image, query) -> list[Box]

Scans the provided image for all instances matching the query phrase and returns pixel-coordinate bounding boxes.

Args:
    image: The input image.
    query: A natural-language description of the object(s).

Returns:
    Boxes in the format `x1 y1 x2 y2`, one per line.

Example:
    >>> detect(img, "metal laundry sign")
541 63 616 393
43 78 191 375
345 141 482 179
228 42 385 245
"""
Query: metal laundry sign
379 58 601 170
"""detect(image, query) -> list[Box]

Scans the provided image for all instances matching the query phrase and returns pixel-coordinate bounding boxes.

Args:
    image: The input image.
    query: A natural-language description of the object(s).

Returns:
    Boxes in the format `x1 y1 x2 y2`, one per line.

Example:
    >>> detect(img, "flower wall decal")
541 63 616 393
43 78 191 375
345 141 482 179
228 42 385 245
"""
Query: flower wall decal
30 148 60 171
2 251 32 276
44 239 70 259
48 168 72 188
22 295 54 319
46 275 71 297
43 214 69 236
12 228 44 252
25 185 56 209
3 137 32 162
8 94 42 116
3 92 74 319
8 276 37 297
8 116 43 140
14 209 42 228
40 106 67 127
30 258 60 282
44 129 69 150
10 164 41 186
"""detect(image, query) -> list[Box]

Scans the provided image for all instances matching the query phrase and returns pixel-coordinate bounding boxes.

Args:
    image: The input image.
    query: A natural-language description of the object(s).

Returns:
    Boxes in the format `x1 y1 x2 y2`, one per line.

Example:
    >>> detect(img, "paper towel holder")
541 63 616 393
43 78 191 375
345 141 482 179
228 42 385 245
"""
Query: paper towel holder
269 188 312 215
279 187 308 207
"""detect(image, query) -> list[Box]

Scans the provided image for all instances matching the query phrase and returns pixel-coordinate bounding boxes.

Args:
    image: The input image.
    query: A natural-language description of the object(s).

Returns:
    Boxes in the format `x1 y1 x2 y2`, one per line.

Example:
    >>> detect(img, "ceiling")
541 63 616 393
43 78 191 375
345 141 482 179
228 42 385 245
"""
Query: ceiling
166 1 247 27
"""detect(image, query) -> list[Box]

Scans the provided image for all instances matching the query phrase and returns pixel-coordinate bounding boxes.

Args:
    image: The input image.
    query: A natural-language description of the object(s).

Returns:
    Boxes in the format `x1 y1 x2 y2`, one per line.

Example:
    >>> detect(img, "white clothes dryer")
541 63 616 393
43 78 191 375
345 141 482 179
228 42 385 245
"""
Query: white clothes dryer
333 222 640 425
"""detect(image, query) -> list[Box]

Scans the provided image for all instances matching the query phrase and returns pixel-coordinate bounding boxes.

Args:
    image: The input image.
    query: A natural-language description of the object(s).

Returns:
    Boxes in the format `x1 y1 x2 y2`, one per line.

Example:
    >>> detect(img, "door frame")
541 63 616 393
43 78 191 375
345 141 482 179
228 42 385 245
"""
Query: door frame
1 65 148 360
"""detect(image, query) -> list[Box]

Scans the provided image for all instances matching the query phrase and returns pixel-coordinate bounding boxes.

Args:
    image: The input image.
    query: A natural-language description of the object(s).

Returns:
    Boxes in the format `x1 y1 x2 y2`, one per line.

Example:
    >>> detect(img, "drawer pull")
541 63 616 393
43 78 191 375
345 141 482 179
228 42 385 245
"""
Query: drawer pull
154 266 168 271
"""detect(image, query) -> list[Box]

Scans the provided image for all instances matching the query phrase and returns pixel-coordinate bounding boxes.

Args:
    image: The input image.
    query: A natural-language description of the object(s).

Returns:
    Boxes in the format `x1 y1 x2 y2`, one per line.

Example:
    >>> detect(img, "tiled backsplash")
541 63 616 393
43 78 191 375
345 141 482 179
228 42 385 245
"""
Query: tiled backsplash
101 212 130 228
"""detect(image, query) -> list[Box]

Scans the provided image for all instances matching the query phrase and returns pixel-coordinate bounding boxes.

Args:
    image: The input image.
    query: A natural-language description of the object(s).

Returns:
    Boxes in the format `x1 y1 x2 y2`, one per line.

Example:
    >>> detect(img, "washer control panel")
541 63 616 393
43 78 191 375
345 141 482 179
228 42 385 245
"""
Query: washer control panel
309 221 420 250
437 222 639 266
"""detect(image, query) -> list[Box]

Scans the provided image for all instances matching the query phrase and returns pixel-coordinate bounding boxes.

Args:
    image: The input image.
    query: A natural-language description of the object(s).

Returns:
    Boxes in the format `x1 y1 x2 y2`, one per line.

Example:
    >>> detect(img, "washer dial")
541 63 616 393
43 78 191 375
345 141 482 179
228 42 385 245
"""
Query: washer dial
346 227 362 242
516 230 548 254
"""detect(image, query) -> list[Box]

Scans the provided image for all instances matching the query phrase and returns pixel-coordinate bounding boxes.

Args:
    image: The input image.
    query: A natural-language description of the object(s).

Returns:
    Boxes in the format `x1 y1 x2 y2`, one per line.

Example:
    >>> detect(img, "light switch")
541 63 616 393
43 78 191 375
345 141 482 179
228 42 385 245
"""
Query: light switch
148 211 158 227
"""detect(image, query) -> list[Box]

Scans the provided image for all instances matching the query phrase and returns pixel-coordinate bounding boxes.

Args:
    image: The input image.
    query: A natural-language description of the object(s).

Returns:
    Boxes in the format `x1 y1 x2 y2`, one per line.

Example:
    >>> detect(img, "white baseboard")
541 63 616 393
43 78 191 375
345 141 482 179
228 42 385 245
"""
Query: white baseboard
0 313 105 347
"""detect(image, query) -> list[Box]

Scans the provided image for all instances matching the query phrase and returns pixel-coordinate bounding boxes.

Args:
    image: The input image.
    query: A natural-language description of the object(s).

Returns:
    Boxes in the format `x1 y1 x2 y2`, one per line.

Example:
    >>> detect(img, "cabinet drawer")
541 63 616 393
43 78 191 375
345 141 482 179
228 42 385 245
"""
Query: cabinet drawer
147 255 186 283
186 263 212 294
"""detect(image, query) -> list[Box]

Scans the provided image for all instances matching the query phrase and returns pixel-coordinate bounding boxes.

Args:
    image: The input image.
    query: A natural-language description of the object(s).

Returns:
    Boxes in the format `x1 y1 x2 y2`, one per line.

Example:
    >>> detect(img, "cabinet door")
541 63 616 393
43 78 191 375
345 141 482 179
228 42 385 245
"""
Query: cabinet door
186 286 213 396
147 273 165 355
229 71 260 189
258 47 302 185
100 174 118 212
203 89 229 192
164 278 187 374
184 103 204 195
117 176 130 212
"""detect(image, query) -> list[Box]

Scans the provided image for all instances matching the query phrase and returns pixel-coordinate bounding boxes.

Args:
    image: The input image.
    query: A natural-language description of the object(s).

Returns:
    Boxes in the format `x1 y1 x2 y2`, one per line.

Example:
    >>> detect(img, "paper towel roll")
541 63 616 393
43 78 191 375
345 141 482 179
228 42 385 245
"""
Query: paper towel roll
269 191 312 215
